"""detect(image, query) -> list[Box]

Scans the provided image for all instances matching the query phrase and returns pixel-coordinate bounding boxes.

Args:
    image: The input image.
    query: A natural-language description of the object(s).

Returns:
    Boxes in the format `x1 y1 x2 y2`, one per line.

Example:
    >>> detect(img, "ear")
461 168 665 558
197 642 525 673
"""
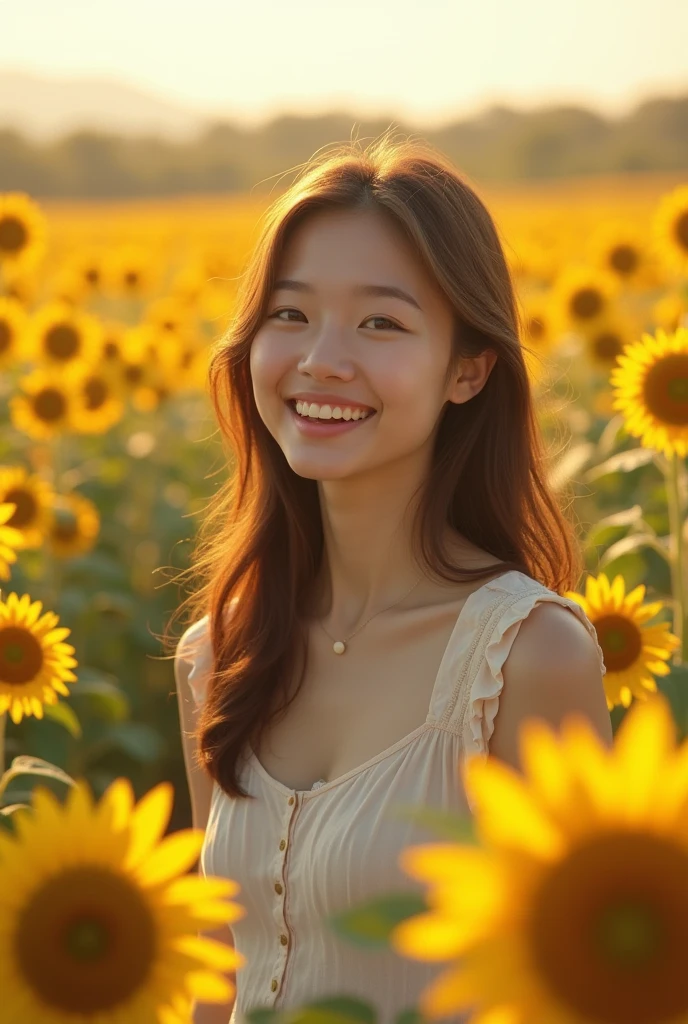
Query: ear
446 349 498 405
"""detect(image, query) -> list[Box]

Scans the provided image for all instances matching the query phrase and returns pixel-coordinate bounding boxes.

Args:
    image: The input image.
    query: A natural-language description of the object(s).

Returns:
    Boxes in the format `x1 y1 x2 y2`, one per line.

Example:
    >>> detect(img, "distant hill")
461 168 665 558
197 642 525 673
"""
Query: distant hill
0 72 687 197
0 70 211 142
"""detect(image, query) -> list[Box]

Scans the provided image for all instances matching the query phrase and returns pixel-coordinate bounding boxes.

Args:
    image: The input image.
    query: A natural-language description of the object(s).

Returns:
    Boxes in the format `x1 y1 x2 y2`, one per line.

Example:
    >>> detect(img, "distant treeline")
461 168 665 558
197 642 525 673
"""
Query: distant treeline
3 95 688 199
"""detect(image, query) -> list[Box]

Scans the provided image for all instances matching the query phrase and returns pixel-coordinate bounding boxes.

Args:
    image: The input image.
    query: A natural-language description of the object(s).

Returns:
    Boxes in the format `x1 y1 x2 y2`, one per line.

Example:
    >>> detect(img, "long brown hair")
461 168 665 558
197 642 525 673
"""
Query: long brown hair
166 129 584 801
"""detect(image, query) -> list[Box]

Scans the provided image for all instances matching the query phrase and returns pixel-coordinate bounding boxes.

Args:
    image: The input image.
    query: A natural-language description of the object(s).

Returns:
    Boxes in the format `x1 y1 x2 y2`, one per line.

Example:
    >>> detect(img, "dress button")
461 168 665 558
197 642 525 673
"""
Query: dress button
271 979 278 992
280 934 288 945
279 839 286 850
274 882 283 894
288 796 294 805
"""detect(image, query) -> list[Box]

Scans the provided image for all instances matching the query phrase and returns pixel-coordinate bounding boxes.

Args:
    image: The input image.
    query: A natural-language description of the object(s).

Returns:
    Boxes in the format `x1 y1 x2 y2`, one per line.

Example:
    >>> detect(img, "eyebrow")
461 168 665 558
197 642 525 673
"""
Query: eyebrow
272 278 423 313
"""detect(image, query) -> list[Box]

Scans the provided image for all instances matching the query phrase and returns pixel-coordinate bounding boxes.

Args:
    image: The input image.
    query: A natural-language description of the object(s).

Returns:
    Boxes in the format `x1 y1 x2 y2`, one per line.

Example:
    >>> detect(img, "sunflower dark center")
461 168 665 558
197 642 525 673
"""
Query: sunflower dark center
125 365 143 384
15 865 156 1014
643 353 688 426
0 215 28 253
3 486 37 529
0 626 43 684
103 339 120 359
124 270 140 287
85 267 100 285
529 831 688 1024
53 508 78 541
594 332 624 362
610 245 639 275
34 387 68 422
594 613 642 672
0 319 11 352
45 323 80 361
675 211 688 252
84 376 109 409
571 287 604 319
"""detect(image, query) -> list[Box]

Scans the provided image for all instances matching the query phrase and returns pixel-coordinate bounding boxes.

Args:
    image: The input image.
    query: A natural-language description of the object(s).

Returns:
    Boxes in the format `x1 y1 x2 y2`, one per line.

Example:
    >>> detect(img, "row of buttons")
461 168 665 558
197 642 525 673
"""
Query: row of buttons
271 794 296 994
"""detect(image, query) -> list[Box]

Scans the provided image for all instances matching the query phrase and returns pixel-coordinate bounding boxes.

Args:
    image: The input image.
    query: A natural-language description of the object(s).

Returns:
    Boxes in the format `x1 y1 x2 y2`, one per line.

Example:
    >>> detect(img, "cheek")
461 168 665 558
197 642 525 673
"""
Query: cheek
250 333 288 394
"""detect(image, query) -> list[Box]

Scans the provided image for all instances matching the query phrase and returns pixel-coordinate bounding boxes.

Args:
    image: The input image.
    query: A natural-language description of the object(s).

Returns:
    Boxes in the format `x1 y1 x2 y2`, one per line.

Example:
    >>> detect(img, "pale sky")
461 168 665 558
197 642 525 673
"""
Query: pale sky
2 0 687 127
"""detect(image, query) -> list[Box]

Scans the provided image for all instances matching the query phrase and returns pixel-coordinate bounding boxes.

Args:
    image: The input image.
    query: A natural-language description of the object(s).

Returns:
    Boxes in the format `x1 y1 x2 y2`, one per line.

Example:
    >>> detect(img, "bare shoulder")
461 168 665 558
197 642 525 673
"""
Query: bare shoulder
489 600 613 773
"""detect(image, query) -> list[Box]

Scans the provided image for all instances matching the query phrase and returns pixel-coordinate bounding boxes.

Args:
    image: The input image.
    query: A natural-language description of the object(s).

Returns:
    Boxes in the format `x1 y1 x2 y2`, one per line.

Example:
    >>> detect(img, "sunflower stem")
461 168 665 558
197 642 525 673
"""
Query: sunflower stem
666 452 688 664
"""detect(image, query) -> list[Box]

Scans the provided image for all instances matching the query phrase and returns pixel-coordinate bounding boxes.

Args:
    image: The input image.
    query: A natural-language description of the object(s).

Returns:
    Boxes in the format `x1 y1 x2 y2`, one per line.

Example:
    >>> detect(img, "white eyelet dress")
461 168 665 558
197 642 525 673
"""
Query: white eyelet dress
179 570 607 1024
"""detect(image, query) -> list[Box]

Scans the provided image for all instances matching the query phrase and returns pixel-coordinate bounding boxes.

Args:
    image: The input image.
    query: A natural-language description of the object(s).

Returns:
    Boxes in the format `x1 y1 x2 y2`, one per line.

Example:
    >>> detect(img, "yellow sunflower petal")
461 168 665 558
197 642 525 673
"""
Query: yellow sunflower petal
171 933 240 971
613 693 676 820
184 969 233 1003
125 781 174 870
135 829 205 887
462 755 564 858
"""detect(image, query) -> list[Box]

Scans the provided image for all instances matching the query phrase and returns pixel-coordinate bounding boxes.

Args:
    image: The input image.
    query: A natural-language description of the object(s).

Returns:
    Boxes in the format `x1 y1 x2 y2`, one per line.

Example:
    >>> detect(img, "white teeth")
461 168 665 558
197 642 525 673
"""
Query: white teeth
294 400 371 421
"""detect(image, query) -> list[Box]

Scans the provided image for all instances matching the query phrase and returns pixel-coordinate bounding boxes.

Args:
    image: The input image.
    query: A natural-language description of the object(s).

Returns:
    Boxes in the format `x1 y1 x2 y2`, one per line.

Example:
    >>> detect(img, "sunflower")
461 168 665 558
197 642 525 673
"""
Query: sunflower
120 325 178 409
8 367 77 441
0 591 77 724
580 311 639 371
551 264 620 334
563 572 680 710
609 325 688 458
393 692 688 1024
0 503 25 582
587 221 648 287
0 193 47 271
0 776 246 1023
104 243 160 299
61 359 127 436
653 184 688 275
0 296 29 370
144 295 198 340
652 290 688 334
1 264 39 306
44 491 101 559
26 301 104 369
0 465 56 551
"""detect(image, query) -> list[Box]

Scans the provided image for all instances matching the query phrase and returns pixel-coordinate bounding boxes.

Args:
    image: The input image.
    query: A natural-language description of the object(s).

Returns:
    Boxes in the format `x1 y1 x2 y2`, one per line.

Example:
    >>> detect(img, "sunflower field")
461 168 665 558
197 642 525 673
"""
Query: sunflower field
1 166 688 1024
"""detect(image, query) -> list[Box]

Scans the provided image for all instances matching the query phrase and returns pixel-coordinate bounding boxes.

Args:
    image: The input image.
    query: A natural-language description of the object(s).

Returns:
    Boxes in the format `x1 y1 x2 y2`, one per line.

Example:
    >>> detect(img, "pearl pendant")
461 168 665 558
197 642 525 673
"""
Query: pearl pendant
333 640 346 654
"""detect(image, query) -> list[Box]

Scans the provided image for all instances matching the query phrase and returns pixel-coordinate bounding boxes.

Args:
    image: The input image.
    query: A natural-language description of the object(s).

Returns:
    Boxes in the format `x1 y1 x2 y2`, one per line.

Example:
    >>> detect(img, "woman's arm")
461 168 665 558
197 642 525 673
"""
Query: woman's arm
175 637 238 1024
489 601 613 773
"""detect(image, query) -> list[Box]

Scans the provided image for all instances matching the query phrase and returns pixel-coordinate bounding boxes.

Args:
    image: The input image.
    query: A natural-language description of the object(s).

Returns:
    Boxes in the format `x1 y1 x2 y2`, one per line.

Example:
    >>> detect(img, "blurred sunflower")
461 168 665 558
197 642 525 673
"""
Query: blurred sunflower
45 491 100 559
507 238 558 286
62 359 127 435
609 325 688 458
564 573 680 710
1 263 39 306
144 295 198 339
66 245 107 298
653 183 688 275
98 319 129 369
0 465 56 550
0 193 47 271
394 693 688 1024
170 258 207 306
26 301 104 369
120 324 177 410
0 776 246 1022
0 591 77 723
8 366 78 441
104 243 160 299
520 293 558 354
0 503 25 582
0 296 29 369
652 289 688 334
580 310 638 371
551 264 620 334
587 221 648 287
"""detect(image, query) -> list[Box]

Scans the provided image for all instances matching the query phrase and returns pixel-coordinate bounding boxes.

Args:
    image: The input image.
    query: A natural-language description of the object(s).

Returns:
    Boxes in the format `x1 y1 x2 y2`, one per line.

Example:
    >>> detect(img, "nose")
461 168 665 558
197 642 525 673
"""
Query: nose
297 329 355 380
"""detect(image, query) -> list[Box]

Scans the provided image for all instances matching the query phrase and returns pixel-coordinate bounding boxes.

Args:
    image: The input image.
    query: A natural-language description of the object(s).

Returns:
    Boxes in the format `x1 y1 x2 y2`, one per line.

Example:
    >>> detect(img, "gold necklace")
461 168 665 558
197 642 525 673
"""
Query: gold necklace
316 575 424 654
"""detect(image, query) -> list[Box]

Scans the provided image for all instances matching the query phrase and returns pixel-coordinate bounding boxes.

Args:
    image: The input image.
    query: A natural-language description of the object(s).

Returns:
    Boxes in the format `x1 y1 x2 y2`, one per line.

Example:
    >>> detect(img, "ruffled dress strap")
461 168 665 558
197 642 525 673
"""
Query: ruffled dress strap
456 575 607 762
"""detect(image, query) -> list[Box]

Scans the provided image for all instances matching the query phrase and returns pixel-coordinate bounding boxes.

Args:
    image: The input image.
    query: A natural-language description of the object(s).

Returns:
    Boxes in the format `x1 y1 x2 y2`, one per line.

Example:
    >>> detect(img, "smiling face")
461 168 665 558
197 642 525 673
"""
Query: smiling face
250 207 463 482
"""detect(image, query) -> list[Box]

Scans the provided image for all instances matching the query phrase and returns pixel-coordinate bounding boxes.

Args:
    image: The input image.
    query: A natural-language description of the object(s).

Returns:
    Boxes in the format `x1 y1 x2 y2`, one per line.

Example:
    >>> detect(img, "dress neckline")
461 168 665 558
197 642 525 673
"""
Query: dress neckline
247 569 521 798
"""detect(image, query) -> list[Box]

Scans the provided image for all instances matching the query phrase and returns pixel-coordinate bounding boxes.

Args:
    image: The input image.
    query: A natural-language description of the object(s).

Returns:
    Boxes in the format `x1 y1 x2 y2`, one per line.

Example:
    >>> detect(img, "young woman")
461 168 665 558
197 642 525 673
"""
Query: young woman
173 131 612 1024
